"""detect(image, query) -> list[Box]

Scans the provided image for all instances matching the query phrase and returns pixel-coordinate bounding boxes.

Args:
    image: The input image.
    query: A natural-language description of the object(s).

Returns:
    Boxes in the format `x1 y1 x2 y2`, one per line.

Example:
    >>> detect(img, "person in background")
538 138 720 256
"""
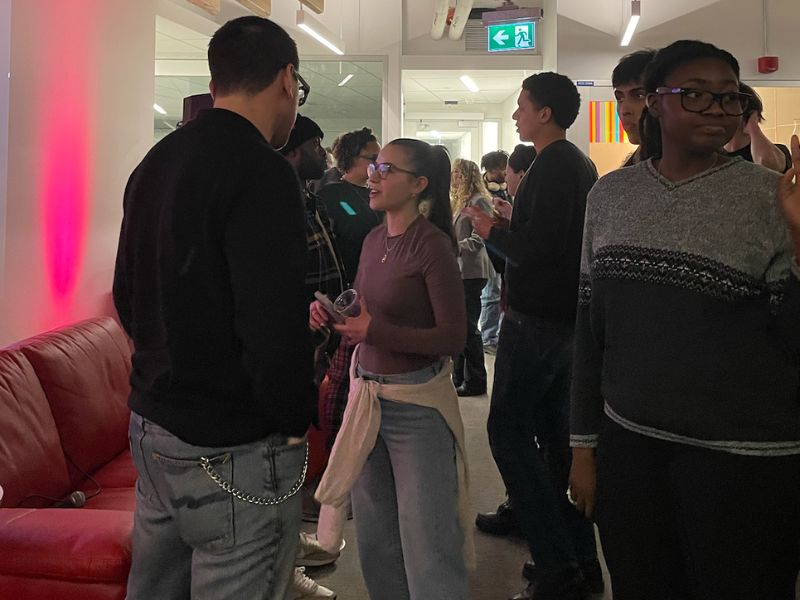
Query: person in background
505 144 537 200
466 72 600 600
280 115 344 305
481 150 511 203
612 49 658 167
723 82 793 173
570 40 800 599
114 16 315 600
316 127 383 452
309 146 339 193
317 128 382 286
311 140 471 599
478 150 510 354
451 158 494 397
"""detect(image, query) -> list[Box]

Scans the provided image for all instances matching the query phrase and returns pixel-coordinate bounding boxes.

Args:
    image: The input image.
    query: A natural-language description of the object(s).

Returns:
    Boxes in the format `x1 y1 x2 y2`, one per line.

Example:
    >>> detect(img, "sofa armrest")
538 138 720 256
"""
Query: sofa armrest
0 509 132 583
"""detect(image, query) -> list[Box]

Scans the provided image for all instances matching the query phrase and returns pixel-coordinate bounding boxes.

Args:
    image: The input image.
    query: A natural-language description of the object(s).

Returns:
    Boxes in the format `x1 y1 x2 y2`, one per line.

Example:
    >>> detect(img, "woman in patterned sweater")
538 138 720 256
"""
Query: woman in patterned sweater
568 40 800 599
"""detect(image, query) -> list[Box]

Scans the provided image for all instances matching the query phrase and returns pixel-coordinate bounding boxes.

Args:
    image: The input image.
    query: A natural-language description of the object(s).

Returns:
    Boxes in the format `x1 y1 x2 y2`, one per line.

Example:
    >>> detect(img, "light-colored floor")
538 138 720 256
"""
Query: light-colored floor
305 354 800 600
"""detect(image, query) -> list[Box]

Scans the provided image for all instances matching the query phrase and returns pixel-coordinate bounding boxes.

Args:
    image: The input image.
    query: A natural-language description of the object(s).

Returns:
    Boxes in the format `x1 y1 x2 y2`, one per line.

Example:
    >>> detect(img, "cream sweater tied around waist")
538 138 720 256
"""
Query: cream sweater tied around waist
315 344 475 567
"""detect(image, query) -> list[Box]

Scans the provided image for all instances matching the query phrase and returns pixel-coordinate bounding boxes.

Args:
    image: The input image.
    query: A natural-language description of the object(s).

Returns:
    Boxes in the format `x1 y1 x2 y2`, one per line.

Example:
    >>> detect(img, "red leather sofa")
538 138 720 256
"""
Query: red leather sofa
0 317 135 600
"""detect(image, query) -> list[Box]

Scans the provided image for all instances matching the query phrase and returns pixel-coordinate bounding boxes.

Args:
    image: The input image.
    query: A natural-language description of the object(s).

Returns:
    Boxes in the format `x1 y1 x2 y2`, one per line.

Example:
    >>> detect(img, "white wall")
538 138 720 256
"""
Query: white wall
0 0 155 344
558 0 800 84
0 0 10 297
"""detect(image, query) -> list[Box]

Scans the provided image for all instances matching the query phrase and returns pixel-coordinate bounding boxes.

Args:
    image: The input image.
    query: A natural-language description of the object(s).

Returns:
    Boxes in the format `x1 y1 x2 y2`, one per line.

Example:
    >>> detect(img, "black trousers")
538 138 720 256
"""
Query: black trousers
453 278 487 389
488 310 596 567
596 417 800 600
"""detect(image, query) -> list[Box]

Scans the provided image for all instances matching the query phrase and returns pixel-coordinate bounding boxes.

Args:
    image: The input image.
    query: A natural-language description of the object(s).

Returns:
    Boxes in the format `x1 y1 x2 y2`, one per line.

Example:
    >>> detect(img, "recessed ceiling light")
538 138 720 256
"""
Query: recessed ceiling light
459 75 479 93
338 74 354 87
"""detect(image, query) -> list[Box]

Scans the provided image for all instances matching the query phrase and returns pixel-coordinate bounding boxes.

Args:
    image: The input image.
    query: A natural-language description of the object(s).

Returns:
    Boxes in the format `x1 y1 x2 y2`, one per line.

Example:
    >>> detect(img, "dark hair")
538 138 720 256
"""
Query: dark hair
521 72 581 130
480 150 508 172
208 16 298 97
433 144 452 163
639 40 740 160
332 127 378 172
739 82 764 123
388 139 456 249
508 144 537 173
612 49 658 88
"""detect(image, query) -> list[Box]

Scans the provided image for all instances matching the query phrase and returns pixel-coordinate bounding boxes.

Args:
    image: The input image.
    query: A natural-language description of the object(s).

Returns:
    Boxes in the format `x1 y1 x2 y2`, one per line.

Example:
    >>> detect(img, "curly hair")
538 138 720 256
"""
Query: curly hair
331 127 377 173
451 158 491 214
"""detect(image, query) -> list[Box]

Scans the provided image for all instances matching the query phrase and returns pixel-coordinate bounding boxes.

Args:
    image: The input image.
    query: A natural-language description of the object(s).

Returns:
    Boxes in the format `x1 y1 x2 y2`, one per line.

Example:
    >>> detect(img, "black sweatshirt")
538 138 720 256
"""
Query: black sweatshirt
113 109 316 446
488 139 598 322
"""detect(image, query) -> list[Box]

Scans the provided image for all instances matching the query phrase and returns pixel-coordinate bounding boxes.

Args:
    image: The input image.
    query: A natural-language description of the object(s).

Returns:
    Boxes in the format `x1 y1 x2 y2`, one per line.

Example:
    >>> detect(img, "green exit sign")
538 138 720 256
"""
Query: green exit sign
487 21 536 53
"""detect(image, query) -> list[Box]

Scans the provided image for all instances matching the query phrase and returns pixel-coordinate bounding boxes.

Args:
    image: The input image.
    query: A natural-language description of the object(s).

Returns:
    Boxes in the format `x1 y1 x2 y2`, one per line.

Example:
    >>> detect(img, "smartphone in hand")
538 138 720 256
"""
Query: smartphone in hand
314 291 345 324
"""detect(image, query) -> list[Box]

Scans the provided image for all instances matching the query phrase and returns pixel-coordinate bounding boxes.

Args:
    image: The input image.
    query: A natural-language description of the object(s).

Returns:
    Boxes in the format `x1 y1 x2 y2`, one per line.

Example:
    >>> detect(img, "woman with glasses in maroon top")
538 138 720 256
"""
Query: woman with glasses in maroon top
310 139 471 599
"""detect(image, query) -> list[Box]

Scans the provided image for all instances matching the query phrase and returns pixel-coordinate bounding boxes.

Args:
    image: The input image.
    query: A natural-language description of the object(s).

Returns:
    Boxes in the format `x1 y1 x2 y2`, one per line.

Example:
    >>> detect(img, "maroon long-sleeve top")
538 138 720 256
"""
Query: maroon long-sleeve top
355 216 467 374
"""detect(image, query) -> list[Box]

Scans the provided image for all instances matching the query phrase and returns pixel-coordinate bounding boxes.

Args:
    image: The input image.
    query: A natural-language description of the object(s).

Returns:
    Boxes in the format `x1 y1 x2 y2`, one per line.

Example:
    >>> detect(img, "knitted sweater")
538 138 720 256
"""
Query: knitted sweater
570 158 800 456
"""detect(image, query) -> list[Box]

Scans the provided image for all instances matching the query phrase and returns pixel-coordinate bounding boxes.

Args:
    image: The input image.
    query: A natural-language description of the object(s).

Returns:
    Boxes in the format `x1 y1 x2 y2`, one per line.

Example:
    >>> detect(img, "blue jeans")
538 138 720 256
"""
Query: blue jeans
479 270 501 346
352 362 469 600
127 412 305 600
487 311 596 568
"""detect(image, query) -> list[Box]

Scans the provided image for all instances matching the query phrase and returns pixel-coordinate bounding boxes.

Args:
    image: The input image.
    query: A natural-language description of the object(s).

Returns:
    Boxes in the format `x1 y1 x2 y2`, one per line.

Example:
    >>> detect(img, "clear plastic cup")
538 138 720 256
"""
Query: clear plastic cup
334 289 360 318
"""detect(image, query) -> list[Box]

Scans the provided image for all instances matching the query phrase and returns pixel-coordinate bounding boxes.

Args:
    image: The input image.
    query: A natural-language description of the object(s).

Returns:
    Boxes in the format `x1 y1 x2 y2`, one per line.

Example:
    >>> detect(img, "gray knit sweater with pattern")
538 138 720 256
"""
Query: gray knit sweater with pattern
570 157 800 456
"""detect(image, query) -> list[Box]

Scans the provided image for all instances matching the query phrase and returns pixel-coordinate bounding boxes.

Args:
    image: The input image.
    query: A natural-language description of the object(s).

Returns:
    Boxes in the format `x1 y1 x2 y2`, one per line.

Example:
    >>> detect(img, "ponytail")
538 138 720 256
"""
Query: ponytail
638 107 662 161
388 139 457 251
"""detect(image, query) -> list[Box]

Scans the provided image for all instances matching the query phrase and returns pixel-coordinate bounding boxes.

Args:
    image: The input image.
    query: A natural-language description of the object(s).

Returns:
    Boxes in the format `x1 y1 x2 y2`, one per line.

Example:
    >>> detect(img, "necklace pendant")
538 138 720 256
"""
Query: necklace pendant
381 253 388 263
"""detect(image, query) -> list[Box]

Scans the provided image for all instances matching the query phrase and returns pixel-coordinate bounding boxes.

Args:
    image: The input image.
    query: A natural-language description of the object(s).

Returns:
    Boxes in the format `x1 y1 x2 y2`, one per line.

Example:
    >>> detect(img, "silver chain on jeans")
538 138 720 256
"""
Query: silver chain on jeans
199 441 308 506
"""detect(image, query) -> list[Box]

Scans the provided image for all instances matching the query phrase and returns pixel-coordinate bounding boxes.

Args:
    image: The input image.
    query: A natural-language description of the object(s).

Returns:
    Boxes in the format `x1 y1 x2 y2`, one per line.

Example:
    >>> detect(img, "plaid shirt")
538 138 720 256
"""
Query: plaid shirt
304 189 344 303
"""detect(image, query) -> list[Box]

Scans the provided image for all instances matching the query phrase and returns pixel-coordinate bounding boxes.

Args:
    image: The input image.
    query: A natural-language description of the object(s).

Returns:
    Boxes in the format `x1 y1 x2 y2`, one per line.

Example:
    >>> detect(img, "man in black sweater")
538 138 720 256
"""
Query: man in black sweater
465 72 599 600
113 17 315 600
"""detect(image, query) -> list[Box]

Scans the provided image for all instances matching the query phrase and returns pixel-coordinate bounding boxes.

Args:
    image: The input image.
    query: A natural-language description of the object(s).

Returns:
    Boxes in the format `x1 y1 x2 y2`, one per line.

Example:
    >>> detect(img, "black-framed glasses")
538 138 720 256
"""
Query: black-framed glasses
367 162 418 179
292 68 310 107
655 86 751 116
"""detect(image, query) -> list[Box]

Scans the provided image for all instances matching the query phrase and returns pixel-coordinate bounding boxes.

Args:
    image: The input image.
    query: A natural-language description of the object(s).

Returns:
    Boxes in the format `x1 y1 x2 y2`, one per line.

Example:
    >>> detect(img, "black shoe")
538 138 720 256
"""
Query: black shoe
475 499 519 536
456 383 486 397
523 560 603 595
510 563 588 600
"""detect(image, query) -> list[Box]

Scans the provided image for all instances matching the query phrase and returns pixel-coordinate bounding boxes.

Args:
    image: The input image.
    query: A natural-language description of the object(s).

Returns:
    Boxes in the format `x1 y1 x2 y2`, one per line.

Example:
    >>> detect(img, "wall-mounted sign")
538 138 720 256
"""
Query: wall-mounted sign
487 21 535 53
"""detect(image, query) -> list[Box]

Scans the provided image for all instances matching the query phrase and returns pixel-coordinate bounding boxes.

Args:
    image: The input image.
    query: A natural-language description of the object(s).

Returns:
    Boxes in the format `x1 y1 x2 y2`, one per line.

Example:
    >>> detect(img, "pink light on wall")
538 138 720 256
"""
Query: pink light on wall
36 1 98 304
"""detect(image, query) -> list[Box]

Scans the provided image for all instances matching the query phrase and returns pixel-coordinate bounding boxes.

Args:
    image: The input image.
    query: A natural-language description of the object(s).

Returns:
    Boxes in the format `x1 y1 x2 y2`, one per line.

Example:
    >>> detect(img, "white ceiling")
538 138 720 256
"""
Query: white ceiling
557 0 721 37
403 69 527 105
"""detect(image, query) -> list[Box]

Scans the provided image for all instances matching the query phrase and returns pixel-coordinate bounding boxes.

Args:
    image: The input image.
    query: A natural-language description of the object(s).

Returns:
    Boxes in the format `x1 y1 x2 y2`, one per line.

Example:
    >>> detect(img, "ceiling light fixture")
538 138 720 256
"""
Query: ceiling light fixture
296 9 345 56
153 103 167 115
620 0 641 47
459 75 479 93
338 74 354 87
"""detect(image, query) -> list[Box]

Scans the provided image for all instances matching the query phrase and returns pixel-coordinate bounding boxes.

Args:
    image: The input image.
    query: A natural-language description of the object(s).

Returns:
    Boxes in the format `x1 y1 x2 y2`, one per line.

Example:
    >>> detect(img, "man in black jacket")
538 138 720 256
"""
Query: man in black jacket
465 72 599 600
113 16 315 599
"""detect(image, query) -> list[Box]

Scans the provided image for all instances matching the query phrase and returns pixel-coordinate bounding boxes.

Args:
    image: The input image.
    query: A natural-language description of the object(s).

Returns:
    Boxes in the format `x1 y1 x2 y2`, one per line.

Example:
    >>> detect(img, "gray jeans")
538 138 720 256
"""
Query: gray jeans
352 362 469 600
126 412 304 600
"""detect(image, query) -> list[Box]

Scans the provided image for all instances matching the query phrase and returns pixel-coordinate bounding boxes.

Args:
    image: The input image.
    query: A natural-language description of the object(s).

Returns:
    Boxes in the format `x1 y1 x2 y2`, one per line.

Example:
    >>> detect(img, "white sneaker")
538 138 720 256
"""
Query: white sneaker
292 567 337 599
296 532 341 567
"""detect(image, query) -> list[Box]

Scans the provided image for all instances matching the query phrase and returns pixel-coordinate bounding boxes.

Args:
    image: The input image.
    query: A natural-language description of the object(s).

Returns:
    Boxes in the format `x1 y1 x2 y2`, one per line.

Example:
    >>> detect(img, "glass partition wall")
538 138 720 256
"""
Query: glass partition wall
154 60 384 145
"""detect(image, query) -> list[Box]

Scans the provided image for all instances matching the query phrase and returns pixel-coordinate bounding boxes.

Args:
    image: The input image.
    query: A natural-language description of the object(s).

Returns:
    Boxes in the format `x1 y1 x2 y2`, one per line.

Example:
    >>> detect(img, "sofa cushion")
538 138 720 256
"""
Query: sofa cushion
0 350 71 508
83 450 136 491
0 508 131 582
0 575 126 600
82 488 135 512
17 318 132 486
